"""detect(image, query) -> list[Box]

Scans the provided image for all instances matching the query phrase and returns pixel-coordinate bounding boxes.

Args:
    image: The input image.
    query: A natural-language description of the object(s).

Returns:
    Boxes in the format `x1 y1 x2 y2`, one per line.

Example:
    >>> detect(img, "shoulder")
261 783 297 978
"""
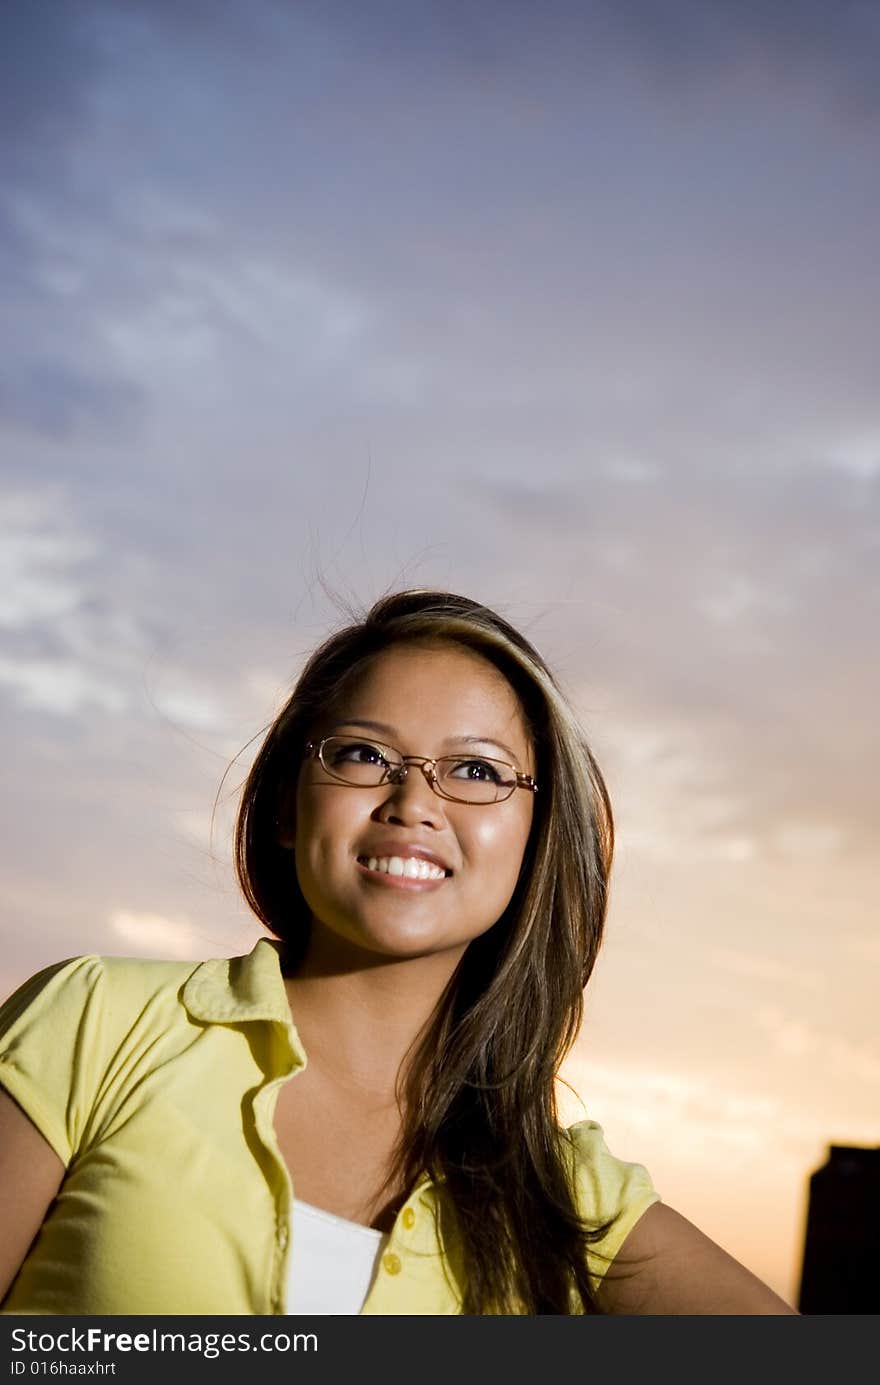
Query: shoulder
0 953 206 1057
558 1120 661 1296
0 953 214 1166
1 953 203 1017
562 1119 660 1219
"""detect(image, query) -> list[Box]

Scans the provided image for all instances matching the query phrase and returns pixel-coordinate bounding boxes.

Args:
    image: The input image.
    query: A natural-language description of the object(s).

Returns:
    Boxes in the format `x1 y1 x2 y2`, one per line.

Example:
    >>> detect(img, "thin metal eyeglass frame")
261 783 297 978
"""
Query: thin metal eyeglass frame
303 736 538 804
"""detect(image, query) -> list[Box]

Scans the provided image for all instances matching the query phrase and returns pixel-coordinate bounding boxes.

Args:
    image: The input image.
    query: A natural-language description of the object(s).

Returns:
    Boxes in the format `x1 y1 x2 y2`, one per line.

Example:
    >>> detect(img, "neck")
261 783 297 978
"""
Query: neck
281 924 465 1105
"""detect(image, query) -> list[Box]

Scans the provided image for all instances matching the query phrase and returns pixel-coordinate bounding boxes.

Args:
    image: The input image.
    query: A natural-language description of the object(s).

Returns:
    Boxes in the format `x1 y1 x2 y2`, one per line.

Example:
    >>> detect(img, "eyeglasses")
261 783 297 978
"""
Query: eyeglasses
303 735 538 805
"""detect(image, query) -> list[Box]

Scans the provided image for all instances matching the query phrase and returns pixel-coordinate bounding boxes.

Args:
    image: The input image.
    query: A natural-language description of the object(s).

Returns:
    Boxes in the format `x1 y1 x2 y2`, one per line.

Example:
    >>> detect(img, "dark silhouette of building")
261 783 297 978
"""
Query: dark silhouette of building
798 1143 880 1313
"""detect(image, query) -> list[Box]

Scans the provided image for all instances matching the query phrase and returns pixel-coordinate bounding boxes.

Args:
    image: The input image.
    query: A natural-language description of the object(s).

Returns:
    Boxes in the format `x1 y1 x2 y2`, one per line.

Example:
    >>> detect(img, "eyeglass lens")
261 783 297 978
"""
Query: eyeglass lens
318 736 516 803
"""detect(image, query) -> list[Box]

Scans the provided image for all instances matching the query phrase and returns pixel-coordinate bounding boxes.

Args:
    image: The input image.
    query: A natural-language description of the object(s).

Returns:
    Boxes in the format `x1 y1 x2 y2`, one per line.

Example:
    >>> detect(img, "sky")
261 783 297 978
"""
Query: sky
1 0 878 1305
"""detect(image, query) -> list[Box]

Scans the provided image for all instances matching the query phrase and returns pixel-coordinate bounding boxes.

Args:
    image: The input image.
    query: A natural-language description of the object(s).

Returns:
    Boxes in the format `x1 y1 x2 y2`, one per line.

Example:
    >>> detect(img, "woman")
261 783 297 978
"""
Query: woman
0 589 796 1314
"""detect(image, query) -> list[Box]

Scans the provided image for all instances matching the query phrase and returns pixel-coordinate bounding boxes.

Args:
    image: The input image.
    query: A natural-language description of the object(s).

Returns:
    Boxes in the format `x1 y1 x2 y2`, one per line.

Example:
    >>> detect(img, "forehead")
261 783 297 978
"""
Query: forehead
324 640 532 754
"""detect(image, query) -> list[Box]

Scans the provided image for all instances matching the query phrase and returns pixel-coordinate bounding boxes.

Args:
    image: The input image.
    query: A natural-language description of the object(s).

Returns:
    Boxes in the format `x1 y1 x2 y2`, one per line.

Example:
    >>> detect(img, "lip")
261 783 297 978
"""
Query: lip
355 859 450 890
356 840 454 875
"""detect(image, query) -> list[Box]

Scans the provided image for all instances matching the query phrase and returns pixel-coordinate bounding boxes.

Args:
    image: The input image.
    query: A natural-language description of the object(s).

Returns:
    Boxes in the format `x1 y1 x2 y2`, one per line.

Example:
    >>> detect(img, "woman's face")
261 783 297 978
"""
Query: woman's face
287 640 537 964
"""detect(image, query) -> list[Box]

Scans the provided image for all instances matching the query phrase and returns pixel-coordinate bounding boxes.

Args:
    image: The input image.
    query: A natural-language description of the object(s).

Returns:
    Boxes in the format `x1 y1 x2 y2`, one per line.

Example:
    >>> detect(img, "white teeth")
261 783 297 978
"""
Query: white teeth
363 855 447 880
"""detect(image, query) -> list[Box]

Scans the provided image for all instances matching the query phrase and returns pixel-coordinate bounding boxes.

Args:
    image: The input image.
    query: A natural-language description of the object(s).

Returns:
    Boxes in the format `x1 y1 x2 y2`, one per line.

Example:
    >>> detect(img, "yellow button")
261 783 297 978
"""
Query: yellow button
382 1252 402 1276
402 1207 416 1230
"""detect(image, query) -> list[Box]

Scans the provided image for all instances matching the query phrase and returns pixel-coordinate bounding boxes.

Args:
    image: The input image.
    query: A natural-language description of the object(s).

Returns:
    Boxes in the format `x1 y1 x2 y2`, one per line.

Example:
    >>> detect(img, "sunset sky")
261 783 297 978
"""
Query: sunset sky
2 0 878 1304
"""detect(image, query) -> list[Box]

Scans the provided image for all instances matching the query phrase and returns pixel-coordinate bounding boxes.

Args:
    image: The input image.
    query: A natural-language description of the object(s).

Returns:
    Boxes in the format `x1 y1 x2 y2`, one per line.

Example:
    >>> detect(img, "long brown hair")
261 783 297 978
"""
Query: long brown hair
234 589 617 1313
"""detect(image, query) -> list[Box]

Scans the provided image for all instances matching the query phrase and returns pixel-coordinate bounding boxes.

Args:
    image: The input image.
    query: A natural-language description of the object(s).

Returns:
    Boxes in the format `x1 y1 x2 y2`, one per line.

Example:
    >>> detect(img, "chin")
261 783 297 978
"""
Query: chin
366 930 466 959
344 921 473 961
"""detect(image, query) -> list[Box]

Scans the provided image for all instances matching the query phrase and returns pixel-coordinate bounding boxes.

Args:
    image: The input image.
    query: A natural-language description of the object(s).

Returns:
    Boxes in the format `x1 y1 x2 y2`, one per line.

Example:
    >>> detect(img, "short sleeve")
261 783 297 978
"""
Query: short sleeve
0 955 107 1166
564 1119 661 1293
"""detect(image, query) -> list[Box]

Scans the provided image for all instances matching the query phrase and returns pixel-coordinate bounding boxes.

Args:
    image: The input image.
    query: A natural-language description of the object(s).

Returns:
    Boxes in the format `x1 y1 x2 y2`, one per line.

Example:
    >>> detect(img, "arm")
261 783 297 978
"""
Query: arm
0 1088 66 1301
594 1202 799 1315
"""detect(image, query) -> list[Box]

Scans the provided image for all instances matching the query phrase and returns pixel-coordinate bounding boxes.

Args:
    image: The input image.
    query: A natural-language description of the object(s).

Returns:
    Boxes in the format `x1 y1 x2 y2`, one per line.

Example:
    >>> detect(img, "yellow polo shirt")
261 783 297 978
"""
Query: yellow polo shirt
0 937 659 1315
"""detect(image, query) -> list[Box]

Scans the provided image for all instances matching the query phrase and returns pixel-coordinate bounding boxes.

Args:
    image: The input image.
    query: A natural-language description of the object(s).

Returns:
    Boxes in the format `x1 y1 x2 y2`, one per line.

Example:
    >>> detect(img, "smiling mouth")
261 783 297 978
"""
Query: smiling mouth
356 855 452 880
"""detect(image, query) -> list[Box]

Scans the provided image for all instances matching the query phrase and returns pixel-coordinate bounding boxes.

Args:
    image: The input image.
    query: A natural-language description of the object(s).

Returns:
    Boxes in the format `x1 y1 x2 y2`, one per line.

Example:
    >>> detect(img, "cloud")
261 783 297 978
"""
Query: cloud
600 457 663 485
825 433 880 482
755 1005 880 1087
96 253 370 389
842 933 880 966
0 357 142 438
582 0 880 122
557 1053 817 1168
709 947 823 993
696 574 792 630
0 656 128 716
136 0 879 125
592 714 765 864
150 684 230 735
108 909 204 959
473 476 582 529
771 822 846 859
0 484 155 720
755 1006 818 1060
0 490 93 629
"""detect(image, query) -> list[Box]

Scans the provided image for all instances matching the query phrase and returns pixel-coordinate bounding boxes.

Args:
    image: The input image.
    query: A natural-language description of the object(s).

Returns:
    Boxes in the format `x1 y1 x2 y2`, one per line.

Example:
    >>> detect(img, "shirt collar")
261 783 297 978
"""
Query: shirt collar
183 935 447 1194
181 936 307 1065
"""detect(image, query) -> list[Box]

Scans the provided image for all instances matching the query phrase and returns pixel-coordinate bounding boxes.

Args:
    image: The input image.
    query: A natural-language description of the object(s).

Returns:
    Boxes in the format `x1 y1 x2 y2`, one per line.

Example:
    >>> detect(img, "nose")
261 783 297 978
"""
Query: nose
387 756 436 789
376 759 445 826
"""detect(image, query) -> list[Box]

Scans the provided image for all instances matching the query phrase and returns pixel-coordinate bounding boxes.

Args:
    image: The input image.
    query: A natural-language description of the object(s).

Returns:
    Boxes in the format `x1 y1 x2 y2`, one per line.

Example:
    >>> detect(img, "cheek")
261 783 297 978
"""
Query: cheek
292 792 337 883
466 808 533 879
296 781 355 846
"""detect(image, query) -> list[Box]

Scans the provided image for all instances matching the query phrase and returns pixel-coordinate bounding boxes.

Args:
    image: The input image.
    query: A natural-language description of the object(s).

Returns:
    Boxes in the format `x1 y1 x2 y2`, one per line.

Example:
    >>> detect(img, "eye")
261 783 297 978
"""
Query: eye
328 739 391 767
448 757 506 783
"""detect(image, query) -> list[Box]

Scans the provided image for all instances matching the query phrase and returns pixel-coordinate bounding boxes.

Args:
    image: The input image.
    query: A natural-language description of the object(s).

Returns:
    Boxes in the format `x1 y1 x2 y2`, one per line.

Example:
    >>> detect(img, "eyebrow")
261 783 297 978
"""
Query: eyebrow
326 718 524 763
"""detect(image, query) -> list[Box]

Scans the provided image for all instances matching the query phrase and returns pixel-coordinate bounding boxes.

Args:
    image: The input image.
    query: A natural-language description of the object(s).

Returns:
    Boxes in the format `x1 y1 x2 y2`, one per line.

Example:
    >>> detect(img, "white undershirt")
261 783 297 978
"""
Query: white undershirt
286 1199 390 1315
